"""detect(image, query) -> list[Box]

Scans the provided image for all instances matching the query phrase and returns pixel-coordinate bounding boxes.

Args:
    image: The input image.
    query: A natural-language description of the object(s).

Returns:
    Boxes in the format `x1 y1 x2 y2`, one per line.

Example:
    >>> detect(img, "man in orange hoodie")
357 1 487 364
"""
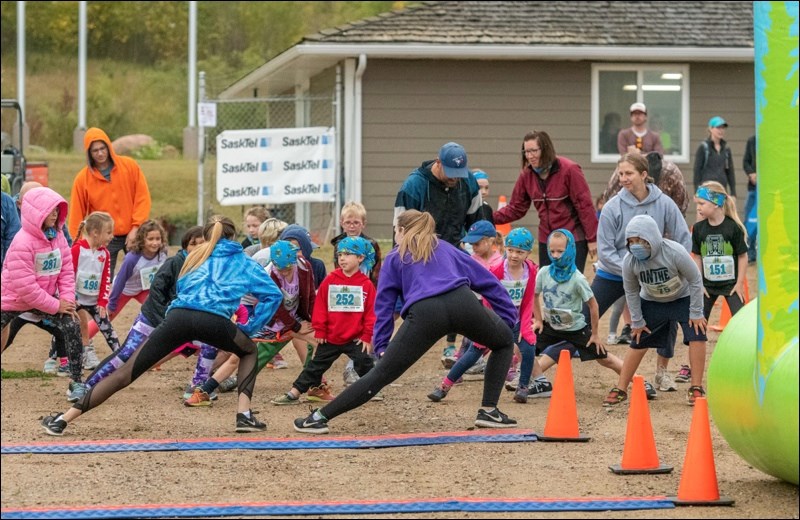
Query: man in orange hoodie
69 128 151 275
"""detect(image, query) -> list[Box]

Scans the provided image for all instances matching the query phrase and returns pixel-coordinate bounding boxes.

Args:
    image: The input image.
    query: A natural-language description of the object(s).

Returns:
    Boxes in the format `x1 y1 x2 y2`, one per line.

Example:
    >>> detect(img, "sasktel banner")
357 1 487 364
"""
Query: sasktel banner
216 127 336 205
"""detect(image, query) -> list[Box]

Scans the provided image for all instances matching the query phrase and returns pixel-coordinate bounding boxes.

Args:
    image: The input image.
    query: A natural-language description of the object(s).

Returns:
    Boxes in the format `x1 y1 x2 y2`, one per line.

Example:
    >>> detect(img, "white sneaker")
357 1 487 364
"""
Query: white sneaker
43 358 58 375
657 367 677 392
82 345 100 371
606 334 618 345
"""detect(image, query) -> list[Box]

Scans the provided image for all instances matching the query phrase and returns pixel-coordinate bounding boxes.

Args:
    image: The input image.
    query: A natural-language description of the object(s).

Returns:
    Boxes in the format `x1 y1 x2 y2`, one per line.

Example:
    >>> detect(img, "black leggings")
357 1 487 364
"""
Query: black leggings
1 310 83 381
320 285 515 421
703 291 744 319
74 308 258 413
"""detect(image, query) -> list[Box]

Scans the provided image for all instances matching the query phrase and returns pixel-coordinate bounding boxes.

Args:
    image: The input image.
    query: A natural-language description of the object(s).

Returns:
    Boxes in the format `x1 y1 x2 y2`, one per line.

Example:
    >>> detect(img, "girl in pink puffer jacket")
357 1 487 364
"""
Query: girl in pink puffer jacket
1 187 87 402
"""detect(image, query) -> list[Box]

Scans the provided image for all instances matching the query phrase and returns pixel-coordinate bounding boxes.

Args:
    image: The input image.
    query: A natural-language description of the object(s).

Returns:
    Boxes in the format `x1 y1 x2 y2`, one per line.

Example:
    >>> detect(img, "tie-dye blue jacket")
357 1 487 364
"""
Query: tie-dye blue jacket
169 238 282 336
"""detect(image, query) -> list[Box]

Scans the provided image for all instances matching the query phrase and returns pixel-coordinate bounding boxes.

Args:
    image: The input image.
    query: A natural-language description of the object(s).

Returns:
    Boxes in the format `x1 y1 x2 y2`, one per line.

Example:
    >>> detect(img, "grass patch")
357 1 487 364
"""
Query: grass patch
1 368 51 379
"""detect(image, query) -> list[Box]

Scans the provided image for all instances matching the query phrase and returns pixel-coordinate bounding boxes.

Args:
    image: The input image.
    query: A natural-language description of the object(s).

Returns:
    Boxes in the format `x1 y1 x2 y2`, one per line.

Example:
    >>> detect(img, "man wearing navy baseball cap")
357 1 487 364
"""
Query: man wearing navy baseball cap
393 141 486 247
393 141 490 368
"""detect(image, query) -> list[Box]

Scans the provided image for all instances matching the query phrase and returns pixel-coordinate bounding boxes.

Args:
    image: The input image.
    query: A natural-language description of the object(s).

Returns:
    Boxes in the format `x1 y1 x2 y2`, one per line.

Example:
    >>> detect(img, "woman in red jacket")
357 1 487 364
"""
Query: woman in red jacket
493 130 598 273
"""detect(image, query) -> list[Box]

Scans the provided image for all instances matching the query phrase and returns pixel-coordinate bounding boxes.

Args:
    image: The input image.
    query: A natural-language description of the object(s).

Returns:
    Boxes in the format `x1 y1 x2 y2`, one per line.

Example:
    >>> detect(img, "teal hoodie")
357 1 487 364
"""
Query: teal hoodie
169 239 282 336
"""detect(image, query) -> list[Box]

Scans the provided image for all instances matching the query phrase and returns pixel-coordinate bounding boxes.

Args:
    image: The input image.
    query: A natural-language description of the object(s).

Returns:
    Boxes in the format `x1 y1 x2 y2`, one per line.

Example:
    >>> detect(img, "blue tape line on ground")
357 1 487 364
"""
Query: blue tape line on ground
1 431 538 455
0 498 675 519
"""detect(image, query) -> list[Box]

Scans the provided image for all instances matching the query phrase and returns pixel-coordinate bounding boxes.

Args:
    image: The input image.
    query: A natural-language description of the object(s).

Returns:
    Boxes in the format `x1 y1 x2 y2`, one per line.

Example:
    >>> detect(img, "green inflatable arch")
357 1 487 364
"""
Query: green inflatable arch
707 1 799 486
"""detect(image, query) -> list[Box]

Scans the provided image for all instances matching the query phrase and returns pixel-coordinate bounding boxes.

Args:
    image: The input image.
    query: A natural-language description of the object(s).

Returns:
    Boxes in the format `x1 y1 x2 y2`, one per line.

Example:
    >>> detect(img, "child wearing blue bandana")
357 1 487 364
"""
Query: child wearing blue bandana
271 236 378 405
533 229 626 395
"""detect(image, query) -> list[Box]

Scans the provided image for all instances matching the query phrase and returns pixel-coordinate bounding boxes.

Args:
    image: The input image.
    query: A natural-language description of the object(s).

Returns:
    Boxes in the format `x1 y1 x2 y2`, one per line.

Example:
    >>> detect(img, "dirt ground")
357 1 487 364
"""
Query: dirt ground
1 263 797 519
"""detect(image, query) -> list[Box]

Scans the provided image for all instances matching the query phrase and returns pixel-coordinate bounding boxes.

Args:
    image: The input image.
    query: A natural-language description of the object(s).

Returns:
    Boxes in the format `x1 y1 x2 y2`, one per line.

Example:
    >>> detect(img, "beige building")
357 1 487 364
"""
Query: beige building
221 1 755 239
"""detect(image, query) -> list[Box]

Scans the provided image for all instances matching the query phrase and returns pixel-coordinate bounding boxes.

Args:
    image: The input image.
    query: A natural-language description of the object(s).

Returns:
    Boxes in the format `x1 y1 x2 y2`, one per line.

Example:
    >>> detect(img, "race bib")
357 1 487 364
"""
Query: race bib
35 250 61 276
544 308 574 330
139 265 160 291
642 276 683 298
76 271 101 296
702 255 735 282
328 285 364 312
501 279 526 307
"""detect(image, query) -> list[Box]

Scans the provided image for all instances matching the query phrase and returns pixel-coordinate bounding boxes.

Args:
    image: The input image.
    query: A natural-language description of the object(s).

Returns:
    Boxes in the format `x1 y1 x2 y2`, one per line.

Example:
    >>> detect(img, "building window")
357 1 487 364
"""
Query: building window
591 64 689 163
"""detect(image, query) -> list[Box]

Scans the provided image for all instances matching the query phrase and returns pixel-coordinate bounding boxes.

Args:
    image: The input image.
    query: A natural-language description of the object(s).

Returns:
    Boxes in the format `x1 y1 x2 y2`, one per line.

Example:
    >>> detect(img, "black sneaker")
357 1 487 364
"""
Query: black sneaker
235 411 266 433
528 380 553 398
293 410 329 434
427 385 450 402
475 408 517 428
617 324 632 344
644 381 657 400
41 413 67 436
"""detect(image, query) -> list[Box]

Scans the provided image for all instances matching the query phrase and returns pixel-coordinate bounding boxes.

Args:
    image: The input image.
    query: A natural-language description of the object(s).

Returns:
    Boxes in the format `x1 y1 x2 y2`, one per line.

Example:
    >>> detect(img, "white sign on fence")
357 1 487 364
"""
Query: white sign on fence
198 102 217 127
216 127 336 206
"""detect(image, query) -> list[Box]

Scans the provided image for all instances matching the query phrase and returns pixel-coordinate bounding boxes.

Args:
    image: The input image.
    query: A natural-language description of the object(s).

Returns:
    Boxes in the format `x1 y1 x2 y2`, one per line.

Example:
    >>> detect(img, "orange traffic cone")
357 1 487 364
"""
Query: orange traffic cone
669 397 734 506
496 195 511 236
538 349 590 442
610 375 673 474
710 278 750 332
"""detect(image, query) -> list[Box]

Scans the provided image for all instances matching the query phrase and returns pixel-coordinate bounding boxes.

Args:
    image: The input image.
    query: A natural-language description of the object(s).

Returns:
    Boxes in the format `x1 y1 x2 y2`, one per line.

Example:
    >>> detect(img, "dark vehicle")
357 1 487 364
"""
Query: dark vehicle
1 99 48 195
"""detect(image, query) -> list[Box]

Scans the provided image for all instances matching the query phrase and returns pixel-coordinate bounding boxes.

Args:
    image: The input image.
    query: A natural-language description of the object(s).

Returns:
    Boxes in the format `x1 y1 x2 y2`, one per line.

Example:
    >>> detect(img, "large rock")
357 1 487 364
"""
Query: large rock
111 134 155 155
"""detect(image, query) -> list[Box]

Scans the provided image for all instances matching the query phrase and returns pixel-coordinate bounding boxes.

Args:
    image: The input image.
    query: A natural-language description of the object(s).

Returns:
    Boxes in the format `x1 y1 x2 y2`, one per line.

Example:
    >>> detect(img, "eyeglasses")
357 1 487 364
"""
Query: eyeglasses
523 148 541 156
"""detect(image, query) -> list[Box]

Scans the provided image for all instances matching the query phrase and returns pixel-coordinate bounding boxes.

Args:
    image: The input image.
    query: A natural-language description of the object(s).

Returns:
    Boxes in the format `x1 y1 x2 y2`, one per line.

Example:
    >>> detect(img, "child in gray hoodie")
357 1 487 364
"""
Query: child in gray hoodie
603 215 708 407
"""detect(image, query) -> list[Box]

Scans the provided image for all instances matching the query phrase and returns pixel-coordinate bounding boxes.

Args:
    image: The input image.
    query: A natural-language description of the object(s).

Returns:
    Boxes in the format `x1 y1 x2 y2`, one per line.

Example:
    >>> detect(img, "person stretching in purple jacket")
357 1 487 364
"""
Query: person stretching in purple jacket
294 209 519 434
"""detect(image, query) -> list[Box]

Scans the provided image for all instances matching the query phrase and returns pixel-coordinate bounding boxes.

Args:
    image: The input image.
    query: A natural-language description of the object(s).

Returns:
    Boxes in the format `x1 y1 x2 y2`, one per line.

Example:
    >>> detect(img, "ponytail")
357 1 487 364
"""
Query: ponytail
180 215 237 277
700 181 748 244
395 210 438 264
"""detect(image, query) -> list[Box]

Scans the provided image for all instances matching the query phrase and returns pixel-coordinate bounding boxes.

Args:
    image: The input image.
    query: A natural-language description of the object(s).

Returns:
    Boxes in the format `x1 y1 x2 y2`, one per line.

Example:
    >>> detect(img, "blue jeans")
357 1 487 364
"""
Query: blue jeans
744 189 757 262
446 322 536 388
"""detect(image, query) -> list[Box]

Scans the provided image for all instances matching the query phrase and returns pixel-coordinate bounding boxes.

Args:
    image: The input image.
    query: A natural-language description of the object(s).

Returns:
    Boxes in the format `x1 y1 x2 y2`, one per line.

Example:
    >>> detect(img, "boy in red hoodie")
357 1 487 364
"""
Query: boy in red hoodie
271 237 376 405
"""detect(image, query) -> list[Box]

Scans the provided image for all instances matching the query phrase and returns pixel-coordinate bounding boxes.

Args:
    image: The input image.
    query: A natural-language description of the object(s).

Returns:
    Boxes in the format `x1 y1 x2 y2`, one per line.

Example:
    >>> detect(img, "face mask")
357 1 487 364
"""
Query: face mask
629 244 651 261
44 227 58 240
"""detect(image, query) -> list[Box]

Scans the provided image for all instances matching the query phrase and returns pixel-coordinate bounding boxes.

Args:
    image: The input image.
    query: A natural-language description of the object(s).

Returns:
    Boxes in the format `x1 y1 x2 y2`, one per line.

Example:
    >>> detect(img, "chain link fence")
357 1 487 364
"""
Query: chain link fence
199 94 338 245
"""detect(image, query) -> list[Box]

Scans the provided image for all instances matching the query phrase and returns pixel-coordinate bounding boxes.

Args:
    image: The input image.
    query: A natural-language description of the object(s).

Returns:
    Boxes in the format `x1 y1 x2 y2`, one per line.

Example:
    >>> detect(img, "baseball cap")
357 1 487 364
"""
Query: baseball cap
438 142 469 178
630 102 647 114
462 220 496 244
708 116 728 128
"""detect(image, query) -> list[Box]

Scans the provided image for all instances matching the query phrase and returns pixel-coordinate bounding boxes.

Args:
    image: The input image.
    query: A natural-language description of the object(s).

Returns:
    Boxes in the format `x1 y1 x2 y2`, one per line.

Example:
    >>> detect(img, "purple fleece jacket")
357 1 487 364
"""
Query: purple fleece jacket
372 240 517 354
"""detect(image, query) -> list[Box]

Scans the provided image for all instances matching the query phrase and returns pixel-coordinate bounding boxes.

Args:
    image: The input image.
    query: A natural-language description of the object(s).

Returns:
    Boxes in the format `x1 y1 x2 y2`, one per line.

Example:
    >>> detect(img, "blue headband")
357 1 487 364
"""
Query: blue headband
337 236 376 275
473 170 489 181
269 240 299 269
547 229 577 284
505 227 533 251
696 186 726 207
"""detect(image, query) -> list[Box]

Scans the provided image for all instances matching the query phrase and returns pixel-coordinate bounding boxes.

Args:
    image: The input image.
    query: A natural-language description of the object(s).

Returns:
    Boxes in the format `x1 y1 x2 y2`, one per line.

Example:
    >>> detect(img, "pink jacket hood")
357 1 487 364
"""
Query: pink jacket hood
1 187 75 314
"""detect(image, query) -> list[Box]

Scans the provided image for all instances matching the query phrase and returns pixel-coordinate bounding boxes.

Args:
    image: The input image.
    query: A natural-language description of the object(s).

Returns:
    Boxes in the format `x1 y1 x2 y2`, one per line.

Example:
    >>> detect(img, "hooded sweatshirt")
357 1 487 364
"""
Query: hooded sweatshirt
1 187 75 314
280 224 326 289
68 128 151 238
168 239 283 337
596 184 691 278
373 240 517 355
622 215 704 329
393 160 482 246
312 267 376 345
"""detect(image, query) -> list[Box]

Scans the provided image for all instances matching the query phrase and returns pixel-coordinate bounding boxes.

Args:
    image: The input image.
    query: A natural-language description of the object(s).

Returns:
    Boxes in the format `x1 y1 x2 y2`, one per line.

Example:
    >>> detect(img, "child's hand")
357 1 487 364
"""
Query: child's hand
58 299 79 321
631 325 650 344
297 321 314 335
588 334 606 355
689 317 707 335
356 339 373 354
703 287 710 299
730 283 746 303
98 306 107 319
314 337 325 346
533 319 543 334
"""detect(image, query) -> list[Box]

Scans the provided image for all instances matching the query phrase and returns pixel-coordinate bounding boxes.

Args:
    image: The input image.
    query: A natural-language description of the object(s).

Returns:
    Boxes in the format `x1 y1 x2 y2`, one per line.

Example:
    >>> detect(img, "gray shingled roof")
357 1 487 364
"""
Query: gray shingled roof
303 1 753 48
